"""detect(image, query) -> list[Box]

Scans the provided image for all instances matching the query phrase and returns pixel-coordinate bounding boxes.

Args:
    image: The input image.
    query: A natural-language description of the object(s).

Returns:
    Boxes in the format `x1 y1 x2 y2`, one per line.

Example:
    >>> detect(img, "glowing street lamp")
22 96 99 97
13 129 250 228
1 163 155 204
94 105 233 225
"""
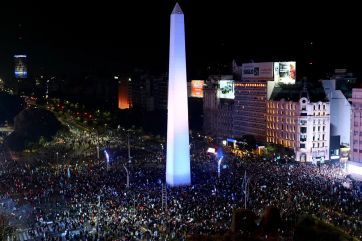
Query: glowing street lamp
104 150 110 171
217 156 224 178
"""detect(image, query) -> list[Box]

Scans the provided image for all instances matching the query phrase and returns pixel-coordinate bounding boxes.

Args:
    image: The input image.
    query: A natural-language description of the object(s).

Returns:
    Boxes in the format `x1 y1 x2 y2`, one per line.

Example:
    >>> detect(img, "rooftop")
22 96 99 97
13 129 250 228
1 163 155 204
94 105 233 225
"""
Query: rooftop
270 81 327 102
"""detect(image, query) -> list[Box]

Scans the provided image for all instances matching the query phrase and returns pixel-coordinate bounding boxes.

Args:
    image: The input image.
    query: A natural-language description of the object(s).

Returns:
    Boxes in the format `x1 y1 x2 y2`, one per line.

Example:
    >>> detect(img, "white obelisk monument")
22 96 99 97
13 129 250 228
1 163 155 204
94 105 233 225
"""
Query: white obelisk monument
166 2 191 186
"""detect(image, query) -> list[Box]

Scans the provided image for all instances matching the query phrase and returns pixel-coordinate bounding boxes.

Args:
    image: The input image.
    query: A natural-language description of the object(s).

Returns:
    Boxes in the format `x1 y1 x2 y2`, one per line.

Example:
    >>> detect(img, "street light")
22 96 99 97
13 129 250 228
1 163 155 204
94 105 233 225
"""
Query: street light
104 150 110 171
123 164 130 188
96 146 100 159
217 156 224 178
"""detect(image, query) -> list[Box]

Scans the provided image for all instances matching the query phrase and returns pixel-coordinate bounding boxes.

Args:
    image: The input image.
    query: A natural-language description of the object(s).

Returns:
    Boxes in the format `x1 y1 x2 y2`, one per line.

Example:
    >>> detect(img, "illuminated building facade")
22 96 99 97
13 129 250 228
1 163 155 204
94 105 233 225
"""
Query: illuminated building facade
267 85 330 163
118 79 132 109
14 55 28 79
166 3 191 186
350 88 362 163
233 82 267 141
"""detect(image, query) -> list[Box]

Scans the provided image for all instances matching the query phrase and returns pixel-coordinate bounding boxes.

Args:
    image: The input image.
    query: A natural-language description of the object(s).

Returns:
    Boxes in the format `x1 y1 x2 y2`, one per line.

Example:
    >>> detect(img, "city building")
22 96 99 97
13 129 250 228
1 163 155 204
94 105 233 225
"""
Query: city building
14 54 28 79
203 61 297 143
321 69 359 161
267 83 330 163
13 54 35 95
117 77 132 110
322 79 351 161
130 70 168 112
233 82 267 141
203 75 234 138
232 62 275 142
349 88 362 163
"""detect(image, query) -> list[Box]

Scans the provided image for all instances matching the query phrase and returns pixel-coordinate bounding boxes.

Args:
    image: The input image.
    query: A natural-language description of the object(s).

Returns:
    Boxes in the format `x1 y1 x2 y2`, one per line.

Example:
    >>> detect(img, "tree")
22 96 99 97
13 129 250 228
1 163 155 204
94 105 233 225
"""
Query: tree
5 108 61 152
0 92 25 124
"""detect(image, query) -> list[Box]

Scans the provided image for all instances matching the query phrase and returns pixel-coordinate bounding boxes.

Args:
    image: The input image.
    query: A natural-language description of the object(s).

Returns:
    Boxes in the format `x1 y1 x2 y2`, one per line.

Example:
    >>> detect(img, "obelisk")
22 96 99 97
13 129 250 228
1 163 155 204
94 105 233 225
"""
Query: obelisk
166 2 191 186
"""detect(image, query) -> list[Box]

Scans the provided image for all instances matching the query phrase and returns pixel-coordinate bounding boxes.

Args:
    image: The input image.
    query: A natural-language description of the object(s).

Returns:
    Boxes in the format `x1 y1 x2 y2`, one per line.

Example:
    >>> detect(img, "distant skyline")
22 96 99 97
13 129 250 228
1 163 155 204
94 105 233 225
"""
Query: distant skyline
0 1 360 80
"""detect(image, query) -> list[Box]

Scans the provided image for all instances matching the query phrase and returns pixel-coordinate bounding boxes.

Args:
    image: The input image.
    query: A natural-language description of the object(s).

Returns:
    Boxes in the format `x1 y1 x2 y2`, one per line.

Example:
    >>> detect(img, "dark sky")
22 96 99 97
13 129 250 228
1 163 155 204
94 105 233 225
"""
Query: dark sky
0 1 360 80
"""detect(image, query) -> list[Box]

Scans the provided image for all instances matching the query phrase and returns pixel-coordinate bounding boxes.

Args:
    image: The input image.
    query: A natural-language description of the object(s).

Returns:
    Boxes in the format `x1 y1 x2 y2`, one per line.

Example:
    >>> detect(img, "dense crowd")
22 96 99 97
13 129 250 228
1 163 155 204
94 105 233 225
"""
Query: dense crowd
1 130 361 240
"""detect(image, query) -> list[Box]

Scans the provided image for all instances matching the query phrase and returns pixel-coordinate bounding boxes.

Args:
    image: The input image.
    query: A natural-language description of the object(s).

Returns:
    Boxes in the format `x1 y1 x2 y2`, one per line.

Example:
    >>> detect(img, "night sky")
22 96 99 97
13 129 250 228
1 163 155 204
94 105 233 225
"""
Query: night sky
0 1 360 80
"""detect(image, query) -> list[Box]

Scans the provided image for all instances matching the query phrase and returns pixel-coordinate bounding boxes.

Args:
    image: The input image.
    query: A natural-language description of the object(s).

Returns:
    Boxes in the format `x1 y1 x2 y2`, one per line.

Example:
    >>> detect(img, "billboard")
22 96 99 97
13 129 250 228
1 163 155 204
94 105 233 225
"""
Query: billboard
274 62 296 84
241 62 273 80
191 80 204 98
217 80 235 99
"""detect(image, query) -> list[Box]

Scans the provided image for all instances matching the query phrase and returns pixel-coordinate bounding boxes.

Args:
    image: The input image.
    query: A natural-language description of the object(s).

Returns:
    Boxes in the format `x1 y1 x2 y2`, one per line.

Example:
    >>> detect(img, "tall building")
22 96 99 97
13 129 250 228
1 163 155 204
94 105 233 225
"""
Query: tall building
232 62 274 142
166 3 191 186
350 88 362 163
233 82 267 141
322 79 351 161
118 78 132 110
267 83 330 163
130 70 168 111
232 61 296 142
13 54 34 94
203 75 234 139
14 55 28 79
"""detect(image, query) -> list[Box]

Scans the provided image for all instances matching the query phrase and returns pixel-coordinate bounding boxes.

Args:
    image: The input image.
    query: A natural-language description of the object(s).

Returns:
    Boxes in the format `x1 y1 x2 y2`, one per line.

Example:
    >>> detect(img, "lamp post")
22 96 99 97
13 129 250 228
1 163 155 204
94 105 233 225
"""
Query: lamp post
127 131 131 163
96 146 100 159
123 164 130 188
217 156 223 178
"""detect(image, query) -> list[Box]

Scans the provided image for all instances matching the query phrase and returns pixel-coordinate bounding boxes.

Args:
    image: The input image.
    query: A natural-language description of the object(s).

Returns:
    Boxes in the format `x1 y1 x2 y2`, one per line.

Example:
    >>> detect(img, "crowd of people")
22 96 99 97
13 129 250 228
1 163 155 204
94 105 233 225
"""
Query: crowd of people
1 130 361 240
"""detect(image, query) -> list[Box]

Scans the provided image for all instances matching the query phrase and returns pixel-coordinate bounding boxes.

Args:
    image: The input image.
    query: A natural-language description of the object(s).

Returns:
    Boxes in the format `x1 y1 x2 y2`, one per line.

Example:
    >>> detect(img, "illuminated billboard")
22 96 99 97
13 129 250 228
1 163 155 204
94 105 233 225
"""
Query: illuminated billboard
217 80 235 99
191 80 204 98
241 62 273 80
274 62 296 84
14 55 28 79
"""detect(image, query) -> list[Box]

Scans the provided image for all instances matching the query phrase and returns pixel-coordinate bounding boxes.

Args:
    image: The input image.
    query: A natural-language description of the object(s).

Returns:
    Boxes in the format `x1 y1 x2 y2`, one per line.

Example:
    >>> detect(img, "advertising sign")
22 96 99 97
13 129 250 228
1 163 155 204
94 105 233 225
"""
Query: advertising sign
191 80 204 98
241 62 273 80
217 80 235 99
274 62 296 84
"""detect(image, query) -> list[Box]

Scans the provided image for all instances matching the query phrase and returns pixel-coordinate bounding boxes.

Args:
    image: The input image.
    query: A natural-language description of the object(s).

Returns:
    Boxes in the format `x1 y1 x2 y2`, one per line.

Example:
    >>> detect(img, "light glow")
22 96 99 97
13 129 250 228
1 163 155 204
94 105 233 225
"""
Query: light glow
348 162 362 176
166 3 191 186
207 147 216 154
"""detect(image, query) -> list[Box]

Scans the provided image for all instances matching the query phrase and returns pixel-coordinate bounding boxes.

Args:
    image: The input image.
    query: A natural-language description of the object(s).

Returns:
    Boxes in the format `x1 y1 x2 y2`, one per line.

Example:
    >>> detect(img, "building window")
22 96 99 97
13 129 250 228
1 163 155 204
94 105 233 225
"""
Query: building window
301 127 307 133
300 143 305 148
355 131 359 136
322 134 325 140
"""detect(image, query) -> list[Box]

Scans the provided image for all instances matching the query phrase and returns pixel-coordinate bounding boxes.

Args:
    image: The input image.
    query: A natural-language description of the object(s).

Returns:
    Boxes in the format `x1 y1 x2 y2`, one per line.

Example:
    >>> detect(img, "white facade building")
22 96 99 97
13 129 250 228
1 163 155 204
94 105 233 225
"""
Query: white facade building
267 96 330 163
322 79 351 146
